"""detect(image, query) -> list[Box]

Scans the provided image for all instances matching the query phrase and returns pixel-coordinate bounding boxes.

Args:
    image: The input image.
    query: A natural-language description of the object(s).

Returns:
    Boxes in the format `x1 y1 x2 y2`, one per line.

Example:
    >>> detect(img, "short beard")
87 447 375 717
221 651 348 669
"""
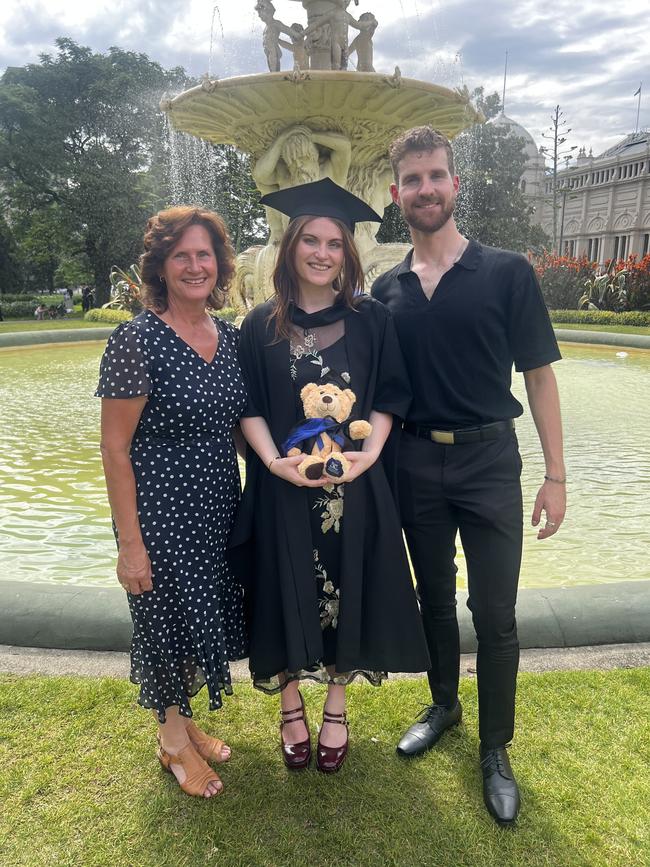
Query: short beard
403 198 455 234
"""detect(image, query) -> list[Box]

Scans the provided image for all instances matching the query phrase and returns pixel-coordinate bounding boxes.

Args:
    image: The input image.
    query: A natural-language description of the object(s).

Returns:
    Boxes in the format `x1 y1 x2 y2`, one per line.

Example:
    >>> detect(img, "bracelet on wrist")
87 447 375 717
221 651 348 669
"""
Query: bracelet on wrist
544 474 566 484
267 456 280 472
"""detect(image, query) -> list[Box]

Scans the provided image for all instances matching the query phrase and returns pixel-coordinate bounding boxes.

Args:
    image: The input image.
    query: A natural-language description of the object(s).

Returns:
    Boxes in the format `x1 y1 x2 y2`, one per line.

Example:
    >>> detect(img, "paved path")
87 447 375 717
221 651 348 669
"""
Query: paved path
2 642 648 681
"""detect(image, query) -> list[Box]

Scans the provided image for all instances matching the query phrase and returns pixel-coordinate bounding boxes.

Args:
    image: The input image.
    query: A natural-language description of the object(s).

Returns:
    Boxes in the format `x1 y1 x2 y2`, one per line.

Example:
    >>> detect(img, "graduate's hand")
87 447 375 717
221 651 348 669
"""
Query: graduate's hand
269 455 328 487
341 450 378 483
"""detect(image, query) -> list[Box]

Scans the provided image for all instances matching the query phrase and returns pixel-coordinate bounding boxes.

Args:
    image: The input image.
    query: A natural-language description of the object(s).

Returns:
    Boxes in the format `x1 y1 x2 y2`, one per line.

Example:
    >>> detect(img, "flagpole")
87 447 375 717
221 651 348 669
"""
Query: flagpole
635 83 642 133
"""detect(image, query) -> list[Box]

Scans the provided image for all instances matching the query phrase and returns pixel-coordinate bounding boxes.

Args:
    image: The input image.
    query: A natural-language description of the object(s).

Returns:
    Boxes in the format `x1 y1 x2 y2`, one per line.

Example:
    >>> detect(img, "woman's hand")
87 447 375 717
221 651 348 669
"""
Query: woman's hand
341 450 378 483
116 540 153 595
269 455 328 488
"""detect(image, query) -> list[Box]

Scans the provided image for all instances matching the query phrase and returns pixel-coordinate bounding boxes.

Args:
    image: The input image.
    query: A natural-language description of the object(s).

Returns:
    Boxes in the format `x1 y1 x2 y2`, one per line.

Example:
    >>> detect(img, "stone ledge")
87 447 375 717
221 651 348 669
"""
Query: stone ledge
1 579 648 653
0 328 114 348
553 328 650 350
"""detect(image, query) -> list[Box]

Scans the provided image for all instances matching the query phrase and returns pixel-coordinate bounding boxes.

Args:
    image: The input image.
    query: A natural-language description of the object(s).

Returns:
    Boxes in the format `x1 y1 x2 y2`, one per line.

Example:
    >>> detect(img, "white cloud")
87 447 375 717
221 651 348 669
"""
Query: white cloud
1 0 648 156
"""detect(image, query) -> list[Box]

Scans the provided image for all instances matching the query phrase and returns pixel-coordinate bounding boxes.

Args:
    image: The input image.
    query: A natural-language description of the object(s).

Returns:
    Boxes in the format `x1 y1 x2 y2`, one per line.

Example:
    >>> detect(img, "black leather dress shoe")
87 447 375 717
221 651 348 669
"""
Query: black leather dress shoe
396 701 462 757
480 745 520 826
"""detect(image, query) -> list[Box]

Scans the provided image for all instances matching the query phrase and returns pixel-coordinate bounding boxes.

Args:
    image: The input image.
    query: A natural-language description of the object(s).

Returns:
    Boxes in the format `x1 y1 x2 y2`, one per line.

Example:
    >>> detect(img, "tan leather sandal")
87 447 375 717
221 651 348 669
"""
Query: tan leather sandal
186 720 231 764
157 738 223 797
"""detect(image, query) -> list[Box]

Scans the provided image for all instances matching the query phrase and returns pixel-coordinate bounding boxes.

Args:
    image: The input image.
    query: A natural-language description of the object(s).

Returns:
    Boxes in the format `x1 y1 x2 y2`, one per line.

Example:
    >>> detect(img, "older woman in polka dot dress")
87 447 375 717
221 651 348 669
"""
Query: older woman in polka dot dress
96 207 247 798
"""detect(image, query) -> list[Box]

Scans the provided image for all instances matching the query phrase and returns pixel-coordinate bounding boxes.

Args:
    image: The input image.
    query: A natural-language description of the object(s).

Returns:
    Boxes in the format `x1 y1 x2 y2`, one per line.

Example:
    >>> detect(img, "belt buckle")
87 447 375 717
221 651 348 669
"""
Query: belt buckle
431 429 454 445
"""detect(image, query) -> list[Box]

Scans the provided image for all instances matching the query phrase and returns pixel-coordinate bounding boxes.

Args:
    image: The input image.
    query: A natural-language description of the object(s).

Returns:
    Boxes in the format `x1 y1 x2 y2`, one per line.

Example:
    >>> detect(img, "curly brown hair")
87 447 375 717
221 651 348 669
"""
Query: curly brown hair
139 206 235 312
389 126 455 182
269 215 363 341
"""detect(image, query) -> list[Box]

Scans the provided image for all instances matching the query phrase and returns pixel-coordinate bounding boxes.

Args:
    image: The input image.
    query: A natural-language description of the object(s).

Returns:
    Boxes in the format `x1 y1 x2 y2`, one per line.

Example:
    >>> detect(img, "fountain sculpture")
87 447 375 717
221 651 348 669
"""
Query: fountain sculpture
162 1 481 307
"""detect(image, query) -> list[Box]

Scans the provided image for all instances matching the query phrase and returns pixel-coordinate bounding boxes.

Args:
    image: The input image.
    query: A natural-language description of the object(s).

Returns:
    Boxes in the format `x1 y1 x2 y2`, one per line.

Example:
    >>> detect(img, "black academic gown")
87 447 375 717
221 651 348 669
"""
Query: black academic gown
229 296 430 681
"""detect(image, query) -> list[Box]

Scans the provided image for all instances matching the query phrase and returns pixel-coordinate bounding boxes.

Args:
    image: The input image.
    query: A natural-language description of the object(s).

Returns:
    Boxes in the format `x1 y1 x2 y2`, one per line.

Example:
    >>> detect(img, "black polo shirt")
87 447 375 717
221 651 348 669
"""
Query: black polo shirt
371 239 561 428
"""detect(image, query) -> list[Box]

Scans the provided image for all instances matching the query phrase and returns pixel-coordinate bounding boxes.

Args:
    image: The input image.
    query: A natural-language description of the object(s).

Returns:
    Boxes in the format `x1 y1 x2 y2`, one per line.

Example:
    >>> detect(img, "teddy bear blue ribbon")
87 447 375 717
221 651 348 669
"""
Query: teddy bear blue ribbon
282 416 346 456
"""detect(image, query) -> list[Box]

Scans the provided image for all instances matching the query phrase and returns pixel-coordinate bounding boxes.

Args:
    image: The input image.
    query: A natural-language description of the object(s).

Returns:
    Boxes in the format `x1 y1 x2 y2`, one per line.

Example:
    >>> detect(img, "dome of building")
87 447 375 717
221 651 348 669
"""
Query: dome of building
489 111 540 162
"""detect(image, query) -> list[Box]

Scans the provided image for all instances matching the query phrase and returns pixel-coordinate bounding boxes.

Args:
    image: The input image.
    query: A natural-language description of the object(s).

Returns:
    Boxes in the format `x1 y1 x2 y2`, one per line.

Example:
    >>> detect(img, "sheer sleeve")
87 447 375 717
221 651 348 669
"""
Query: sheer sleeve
95 321 151 398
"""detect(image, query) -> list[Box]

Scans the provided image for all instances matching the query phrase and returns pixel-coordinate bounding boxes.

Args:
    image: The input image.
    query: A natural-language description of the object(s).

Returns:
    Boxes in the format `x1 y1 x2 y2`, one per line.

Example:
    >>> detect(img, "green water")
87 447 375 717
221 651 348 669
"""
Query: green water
1 340 649 588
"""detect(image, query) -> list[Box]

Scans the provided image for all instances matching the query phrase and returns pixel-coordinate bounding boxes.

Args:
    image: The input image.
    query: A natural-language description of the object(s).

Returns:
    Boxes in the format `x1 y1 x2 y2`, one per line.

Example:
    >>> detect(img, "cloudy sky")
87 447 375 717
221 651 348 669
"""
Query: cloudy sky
1 0 648 159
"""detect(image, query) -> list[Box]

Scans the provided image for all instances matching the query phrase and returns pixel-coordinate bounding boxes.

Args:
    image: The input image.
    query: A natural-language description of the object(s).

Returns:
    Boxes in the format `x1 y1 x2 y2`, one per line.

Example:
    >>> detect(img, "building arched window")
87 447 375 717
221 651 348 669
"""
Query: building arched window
520 179 526 193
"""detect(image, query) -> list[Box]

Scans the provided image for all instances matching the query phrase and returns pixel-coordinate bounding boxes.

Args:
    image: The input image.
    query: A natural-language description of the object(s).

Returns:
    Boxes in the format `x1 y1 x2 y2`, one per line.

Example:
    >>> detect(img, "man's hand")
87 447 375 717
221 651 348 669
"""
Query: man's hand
531 479 566 540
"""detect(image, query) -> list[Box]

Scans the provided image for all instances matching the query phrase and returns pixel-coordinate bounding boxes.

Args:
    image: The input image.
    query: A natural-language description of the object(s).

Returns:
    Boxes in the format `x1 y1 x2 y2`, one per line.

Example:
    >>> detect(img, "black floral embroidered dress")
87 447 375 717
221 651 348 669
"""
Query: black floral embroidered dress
230 297 431 694
289 320 382 686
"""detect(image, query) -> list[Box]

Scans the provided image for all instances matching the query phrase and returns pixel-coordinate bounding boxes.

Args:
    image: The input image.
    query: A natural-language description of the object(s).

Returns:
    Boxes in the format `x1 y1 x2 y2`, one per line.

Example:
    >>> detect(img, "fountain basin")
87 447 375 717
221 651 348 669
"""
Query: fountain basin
164 71 480 161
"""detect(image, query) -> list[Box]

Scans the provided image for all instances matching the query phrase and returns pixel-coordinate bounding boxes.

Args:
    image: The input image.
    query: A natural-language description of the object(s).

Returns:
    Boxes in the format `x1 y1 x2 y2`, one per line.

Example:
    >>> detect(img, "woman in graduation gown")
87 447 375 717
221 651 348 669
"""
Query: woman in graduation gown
230 178 430 773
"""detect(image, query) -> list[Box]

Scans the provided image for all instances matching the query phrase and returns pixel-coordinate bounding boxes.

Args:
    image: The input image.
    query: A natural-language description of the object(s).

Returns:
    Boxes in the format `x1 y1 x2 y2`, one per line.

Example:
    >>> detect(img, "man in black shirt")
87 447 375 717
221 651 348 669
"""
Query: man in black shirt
372 126 566 826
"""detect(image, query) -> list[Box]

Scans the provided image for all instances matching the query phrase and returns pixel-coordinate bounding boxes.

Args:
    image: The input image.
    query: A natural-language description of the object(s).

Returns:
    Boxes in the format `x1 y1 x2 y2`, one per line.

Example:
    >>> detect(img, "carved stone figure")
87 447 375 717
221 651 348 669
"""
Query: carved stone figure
346 159 393 257
291 0 362 70
256 0 295 72
348 11 377 72
278 23 309 69
252 125 352 242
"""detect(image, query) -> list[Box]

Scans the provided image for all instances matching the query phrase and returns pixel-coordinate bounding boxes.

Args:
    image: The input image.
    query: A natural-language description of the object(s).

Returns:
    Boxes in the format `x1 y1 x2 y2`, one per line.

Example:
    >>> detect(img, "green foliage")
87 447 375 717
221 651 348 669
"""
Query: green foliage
0 39 194 305
376 201 410 244
0 216 24 292
0 293 39 303
579 268 628 312
1 301 39 318
454 90 549 253
84 307 133 323
104 263 143 314
534 253 598 309
550 309 650 326
217 306 239 323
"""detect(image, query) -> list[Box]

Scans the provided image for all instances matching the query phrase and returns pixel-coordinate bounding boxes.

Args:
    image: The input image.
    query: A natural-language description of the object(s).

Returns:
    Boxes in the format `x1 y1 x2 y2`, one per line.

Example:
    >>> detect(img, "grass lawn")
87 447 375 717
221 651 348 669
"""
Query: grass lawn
0 670 648 867
0 317 112 333
553 322 650 336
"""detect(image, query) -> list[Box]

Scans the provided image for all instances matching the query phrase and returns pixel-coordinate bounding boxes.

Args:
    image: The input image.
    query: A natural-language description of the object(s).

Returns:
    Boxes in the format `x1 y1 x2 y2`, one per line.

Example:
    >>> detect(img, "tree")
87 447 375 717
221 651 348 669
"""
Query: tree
454 89 549 253
0 216 24 293
0 39 193 303
540 105 577 252
168 140 267 253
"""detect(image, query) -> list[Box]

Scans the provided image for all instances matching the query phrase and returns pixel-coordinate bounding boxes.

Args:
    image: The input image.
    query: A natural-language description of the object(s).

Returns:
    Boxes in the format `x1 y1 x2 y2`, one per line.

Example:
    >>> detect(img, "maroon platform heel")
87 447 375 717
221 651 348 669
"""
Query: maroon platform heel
279 693 311 770
316 709 349 773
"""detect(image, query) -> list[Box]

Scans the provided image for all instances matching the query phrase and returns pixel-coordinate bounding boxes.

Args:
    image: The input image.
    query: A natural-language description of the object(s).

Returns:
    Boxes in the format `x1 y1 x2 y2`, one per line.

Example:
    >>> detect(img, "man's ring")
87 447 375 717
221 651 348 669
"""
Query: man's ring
546 521 557 527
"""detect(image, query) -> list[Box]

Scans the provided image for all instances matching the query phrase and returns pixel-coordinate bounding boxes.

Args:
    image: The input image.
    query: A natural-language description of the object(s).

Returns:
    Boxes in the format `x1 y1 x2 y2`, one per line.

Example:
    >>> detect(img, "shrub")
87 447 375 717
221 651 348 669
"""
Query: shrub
217 307 238 323
534 252 650 312
1 301 38 318
624 254 650 310
84 308 133 324
534 253 597 309
550 309 650 327
0 293 39 304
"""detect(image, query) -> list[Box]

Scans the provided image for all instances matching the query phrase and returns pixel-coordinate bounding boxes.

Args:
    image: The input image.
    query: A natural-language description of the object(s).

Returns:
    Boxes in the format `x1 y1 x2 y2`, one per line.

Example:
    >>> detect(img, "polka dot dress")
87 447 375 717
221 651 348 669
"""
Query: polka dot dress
96 309 248 721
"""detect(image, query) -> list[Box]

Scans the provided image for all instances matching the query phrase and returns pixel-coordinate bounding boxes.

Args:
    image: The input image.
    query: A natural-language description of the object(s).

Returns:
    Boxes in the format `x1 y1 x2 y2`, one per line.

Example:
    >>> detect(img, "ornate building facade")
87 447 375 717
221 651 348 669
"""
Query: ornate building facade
491 115 650 263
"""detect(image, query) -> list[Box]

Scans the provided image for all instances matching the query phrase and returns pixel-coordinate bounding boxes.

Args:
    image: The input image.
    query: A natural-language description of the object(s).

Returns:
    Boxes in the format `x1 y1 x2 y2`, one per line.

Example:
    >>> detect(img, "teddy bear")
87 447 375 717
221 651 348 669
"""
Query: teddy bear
282 381 373 482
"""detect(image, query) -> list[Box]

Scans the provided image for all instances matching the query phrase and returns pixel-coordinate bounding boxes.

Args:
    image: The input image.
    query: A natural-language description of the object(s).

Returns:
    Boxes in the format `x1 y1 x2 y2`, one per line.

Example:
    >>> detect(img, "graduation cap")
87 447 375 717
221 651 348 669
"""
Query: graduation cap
259 177 382 231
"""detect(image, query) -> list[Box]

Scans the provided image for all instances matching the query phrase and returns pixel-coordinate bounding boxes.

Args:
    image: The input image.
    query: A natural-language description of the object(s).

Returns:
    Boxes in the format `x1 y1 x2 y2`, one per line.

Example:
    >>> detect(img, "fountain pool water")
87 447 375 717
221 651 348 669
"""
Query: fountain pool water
1 340 649 589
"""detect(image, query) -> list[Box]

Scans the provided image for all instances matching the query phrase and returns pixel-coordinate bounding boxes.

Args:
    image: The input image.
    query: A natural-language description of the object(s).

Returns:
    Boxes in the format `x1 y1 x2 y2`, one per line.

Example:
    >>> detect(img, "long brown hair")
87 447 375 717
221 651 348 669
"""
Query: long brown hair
270 215 364 341
139 206 235 312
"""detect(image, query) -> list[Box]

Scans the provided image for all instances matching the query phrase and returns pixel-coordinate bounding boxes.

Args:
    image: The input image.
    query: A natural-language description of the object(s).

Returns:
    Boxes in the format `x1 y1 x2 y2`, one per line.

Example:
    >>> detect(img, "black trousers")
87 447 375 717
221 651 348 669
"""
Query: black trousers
397 429 523 748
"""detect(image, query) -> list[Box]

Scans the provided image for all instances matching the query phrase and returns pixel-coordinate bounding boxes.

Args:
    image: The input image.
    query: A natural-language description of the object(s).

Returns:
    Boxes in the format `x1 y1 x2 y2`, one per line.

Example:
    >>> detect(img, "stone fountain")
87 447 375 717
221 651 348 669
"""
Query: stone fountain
162 1 480 307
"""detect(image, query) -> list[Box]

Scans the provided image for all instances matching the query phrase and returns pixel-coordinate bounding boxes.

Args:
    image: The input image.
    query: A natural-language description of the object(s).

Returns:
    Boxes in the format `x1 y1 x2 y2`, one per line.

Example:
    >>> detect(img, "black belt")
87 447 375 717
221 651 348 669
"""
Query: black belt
403 419 515 445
